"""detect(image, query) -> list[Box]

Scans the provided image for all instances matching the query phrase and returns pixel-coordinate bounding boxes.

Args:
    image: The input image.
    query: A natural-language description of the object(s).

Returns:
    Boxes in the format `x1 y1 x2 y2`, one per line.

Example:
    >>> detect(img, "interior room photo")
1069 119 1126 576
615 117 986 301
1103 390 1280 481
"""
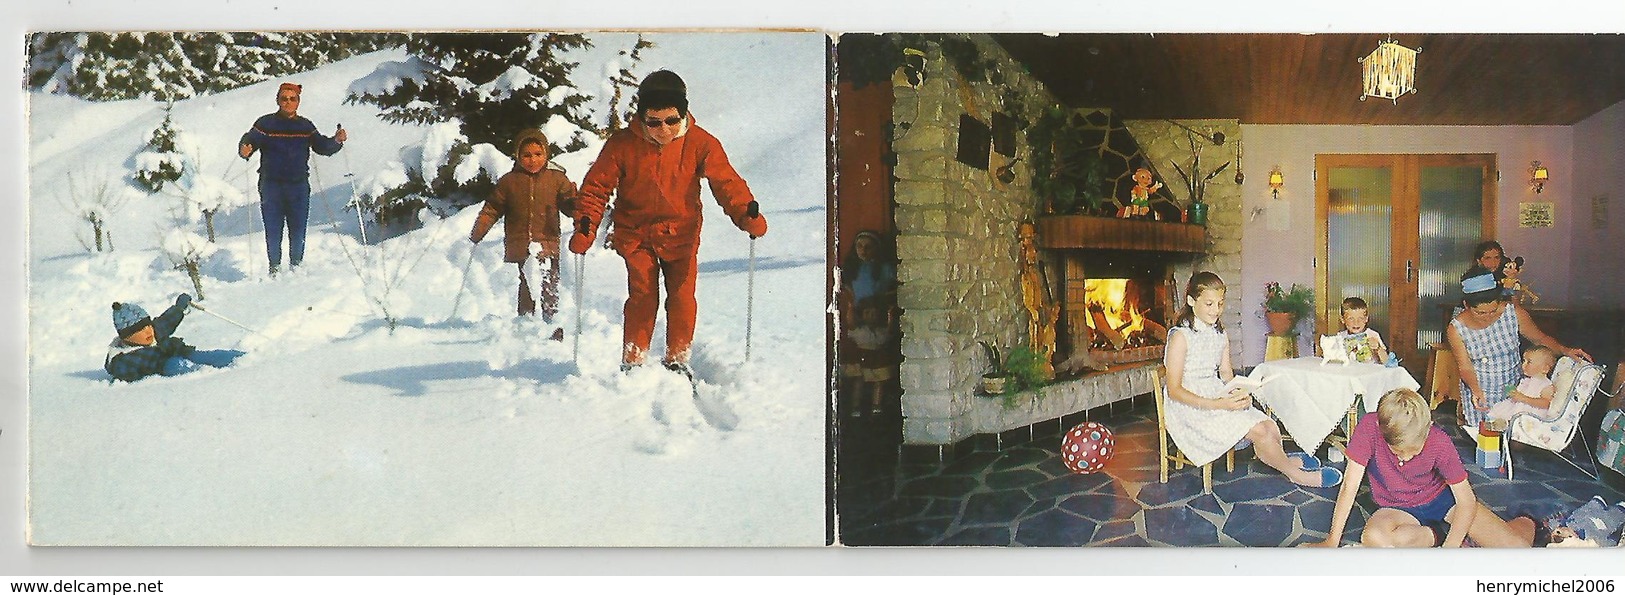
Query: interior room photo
832 32 1625 547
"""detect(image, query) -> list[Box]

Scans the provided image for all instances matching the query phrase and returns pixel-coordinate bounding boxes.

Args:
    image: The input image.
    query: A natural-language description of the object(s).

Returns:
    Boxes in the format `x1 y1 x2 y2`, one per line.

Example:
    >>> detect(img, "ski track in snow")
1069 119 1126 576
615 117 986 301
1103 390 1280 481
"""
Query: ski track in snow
26 33 827 546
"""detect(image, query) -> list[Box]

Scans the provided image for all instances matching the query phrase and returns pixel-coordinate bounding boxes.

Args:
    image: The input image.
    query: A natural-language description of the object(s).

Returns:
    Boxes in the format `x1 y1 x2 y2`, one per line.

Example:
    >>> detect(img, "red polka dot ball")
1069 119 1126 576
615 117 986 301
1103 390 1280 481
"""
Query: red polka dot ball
1061 421 1115 474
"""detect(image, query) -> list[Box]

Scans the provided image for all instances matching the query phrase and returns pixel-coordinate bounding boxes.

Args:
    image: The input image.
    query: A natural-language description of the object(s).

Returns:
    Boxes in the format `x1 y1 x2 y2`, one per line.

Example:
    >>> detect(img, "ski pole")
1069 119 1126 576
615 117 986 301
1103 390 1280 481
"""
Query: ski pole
449 246 477 320
570 216 595 363
573 252 586 363
744 201 760 362
190 302 264 336
338 123 368 245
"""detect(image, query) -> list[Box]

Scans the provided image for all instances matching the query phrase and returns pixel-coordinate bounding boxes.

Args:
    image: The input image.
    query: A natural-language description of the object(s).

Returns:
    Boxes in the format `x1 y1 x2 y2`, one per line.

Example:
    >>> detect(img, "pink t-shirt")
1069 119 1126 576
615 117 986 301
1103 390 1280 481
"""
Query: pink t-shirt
1346 413 1468 508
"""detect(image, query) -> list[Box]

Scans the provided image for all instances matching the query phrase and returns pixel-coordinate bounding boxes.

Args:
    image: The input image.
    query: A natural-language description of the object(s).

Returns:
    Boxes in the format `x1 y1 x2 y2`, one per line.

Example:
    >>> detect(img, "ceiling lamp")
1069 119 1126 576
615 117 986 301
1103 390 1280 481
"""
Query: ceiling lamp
1359 38 1419 103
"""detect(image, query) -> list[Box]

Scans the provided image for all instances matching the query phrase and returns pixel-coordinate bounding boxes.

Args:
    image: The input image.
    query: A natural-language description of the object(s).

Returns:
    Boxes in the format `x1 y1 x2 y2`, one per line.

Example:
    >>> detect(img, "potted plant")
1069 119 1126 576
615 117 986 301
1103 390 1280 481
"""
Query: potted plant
979 341 1008 395
1000 345 1050 409
1262 282 1314 336
1168 128 1230 226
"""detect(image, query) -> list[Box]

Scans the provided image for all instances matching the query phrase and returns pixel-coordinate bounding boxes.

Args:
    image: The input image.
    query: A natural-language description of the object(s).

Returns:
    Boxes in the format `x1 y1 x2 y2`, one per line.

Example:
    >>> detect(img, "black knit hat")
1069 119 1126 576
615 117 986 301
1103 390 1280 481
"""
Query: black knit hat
637 70 688 116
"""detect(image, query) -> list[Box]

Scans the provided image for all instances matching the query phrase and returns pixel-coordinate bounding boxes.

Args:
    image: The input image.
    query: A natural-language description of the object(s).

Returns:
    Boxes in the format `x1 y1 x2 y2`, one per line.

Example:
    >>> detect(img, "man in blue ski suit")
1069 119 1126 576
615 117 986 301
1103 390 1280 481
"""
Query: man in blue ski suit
238 82 348 275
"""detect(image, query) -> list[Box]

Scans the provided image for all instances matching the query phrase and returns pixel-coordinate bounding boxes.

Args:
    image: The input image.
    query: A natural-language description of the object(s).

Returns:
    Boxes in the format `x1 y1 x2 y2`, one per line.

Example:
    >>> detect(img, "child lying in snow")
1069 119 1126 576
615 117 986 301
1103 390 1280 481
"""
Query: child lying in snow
104 293 244 382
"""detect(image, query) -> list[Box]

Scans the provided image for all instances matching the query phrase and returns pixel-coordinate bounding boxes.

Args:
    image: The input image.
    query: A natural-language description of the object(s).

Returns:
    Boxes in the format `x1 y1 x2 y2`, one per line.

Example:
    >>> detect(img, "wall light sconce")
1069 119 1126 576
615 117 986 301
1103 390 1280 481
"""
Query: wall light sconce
1531 161 1550 193
1268 166 1285 199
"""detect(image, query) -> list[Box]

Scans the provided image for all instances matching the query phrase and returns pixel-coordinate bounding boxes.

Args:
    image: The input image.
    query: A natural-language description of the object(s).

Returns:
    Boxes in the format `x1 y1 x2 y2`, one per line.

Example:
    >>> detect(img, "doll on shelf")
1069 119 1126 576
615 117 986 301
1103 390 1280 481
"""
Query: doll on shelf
1124 167 1160 219
1501 256 1541 305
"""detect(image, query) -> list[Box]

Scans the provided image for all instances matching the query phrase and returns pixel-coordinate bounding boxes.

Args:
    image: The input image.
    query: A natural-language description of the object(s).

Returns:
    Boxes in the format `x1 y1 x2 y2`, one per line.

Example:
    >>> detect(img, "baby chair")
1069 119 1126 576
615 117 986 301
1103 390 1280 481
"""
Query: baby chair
1501 357 1606 481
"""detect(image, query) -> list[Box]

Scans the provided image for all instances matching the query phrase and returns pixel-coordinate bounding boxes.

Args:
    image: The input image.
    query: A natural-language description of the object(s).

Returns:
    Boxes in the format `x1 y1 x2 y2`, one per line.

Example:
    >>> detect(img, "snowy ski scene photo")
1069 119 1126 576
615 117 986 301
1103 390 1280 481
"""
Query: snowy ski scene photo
25 31 829 546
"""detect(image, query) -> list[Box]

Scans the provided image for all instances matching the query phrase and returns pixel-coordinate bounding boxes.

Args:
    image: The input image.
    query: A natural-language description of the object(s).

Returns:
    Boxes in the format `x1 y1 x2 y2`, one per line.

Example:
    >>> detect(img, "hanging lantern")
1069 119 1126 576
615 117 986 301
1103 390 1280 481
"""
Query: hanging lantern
1359 38 1419 103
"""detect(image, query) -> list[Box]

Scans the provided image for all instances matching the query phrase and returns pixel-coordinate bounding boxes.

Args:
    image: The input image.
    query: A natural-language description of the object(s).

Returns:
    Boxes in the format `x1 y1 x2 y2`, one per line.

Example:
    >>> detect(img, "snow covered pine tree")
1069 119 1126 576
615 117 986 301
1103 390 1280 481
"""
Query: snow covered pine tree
345 33 597 222
27 32 406 100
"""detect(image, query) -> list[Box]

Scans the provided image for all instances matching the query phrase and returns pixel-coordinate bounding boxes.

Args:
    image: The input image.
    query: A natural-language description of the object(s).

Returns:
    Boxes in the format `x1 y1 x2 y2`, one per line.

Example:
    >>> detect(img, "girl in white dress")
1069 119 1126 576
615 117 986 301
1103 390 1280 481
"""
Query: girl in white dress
1164 272 1343 488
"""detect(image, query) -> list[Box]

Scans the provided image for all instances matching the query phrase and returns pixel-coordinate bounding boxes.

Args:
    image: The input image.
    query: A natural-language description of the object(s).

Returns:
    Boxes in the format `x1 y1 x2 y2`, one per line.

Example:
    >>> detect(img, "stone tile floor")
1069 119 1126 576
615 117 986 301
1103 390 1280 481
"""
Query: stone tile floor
839 396 1625 546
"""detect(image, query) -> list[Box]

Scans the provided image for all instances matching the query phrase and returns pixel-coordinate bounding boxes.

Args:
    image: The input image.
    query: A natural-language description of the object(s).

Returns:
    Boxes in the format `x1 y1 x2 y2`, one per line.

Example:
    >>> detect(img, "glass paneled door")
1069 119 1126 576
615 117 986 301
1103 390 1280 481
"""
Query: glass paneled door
1316 154 1497 379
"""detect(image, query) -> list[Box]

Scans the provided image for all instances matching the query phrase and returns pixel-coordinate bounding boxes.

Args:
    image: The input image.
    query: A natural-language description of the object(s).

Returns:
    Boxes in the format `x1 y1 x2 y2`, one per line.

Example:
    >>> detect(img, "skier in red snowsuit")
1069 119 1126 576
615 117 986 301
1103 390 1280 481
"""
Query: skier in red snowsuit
571 70 767 372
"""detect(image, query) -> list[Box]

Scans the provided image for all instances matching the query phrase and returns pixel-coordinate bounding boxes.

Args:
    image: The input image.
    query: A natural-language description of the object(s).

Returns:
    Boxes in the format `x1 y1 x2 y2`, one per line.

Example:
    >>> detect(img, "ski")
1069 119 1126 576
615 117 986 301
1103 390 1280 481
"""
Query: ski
669 364 739 431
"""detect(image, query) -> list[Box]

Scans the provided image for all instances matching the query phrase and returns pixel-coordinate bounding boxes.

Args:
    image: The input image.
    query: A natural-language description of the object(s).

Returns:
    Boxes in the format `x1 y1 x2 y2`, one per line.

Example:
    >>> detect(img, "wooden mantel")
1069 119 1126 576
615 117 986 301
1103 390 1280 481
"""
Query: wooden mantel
1036 215 1207 253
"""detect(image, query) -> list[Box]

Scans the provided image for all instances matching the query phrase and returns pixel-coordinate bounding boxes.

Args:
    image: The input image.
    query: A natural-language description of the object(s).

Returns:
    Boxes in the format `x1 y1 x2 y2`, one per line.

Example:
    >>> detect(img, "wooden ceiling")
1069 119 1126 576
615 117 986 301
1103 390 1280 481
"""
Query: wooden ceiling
992 33 1625 125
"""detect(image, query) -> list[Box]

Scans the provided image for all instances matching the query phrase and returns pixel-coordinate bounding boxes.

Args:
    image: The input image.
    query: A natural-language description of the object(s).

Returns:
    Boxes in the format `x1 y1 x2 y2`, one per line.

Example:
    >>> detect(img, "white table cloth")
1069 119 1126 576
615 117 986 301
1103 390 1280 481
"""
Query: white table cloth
1248 357 1421 452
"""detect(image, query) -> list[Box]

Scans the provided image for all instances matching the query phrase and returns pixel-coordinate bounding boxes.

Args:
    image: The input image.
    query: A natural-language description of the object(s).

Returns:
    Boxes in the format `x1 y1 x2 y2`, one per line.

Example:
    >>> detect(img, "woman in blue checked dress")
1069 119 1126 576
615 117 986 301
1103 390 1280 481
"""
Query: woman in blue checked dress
1446 266 1592 429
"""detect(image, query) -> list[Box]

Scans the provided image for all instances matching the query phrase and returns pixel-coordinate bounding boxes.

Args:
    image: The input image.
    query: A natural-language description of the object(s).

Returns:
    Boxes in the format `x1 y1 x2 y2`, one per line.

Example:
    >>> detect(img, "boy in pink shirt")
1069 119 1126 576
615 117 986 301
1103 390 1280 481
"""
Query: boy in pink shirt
1304 388 1536 547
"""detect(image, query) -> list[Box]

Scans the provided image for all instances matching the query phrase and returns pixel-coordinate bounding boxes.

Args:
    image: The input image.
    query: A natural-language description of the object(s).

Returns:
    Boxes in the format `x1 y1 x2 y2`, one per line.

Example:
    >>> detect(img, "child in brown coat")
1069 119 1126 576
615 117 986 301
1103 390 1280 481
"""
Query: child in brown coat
471 129 580 335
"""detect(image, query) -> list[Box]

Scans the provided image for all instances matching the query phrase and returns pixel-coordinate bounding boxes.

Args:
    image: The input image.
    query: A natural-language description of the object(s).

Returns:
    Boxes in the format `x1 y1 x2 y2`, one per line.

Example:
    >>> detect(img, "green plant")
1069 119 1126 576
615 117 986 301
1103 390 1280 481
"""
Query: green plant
1030 107 1111 215
1167 126 1230 206
1263 282 1315 320
1000 345 1048 406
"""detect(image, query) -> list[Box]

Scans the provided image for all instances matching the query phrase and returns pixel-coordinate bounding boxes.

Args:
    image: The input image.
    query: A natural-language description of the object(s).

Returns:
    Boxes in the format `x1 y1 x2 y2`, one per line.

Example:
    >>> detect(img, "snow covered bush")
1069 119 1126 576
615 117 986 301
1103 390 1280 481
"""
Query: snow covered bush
161 227 217 299
57 171 140 253
345 33 597 212
178 171 250 242
349 121 510 232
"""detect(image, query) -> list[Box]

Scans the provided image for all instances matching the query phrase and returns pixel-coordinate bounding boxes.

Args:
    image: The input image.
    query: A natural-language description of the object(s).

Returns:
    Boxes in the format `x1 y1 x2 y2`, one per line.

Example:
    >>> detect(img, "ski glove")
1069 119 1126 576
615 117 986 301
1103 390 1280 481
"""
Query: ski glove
175 293 192 310
575 195 608 223
568 217 596 255
733 201 768 238
158 337 194 357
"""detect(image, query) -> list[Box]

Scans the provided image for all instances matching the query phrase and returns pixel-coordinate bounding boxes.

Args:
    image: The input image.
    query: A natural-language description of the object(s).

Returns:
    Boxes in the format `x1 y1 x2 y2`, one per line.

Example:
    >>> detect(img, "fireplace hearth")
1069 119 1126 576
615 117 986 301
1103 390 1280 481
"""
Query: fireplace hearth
1037 215 1206 375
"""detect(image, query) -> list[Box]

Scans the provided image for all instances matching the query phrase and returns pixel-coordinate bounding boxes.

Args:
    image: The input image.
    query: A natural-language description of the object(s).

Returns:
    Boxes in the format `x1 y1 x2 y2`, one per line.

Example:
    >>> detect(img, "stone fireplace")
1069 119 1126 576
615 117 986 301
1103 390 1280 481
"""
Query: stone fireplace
863 34 1243 454
1040 216 1207 374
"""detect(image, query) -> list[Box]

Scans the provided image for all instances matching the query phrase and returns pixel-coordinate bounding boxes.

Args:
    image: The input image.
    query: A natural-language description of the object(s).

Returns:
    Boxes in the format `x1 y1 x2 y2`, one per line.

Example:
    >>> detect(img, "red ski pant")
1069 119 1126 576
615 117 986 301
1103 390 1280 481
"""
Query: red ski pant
516 256 559 320
620 245 698 365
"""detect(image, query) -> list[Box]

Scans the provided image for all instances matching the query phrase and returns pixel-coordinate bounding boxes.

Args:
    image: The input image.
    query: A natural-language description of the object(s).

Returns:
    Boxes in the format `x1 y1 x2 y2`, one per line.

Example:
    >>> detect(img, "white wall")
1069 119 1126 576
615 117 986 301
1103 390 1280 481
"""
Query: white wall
1569 100 1625 308
1237 124 1576 365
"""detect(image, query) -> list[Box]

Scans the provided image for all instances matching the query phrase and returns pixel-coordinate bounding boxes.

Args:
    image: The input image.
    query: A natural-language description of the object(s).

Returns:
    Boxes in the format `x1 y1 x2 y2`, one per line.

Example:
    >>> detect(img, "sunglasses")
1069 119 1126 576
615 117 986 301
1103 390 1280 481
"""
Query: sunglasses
643 116 683 128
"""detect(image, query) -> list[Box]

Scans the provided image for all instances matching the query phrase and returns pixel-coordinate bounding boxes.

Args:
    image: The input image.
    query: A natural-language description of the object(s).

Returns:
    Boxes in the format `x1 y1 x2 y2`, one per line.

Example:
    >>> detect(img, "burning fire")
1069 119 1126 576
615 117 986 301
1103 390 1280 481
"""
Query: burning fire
1085 279 1144 336
1083 279 1166 351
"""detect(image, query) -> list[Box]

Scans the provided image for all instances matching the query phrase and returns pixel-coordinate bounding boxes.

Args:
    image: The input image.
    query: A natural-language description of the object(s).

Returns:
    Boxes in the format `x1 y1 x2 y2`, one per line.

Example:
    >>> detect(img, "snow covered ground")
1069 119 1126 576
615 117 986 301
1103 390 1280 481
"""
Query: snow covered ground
25 32 829 546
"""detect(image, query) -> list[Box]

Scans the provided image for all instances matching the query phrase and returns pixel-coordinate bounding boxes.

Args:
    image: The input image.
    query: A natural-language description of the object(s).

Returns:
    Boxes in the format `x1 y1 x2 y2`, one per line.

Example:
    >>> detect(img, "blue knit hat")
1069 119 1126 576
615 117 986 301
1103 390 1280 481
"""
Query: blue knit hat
111 302 151 338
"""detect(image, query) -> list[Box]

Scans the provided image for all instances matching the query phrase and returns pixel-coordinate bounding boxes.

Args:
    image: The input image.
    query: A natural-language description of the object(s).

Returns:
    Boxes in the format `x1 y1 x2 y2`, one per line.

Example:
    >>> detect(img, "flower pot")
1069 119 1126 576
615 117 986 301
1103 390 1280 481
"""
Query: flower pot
1265 312 1296 335
1186 201 1209 226
981 375 1007 395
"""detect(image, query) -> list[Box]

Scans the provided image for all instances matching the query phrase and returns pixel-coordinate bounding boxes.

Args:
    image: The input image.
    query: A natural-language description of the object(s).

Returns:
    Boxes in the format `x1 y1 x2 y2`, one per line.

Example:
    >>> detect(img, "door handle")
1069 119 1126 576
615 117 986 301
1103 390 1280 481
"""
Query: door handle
1407 260 1415 283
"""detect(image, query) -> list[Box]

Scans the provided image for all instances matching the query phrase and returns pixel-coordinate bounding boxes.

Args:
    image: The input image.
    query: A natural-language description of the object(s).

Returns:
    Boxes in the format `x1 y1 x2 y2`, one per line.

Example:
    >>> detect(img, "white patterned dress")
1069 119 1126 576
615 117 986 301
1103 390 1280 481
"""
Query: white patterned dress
1452 303 1522 427
1164 321 1268 465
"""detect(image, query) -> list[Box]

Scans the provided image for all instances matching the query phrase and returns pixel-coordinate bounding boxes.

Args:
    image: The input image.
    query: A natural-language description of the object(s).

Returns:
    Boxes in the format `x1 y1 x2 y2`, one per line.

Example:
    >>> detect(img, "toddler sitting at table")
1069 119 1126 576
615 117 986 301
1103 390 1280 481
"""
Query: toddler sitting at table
1327 297 1389 364
1486 346 1559 423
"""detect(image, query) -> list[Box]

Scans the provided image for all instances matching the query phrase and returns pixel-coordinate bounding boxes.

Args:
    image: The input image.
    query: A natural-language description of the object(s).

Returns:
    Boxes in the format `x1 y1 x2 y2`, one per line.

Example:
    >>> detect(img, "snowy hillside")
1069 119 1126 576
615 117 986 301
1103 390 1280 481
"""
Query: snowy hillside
25 32 829 546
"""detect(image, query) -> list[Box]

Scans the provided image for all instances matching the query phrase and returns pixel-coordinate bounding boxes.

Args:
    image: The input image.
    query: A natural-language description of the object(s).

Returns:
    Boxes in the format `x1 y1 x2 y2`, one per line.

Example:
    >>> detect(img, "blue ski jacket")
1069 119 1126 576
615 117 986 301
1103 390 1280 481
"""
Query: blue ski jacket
240 113 343 182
